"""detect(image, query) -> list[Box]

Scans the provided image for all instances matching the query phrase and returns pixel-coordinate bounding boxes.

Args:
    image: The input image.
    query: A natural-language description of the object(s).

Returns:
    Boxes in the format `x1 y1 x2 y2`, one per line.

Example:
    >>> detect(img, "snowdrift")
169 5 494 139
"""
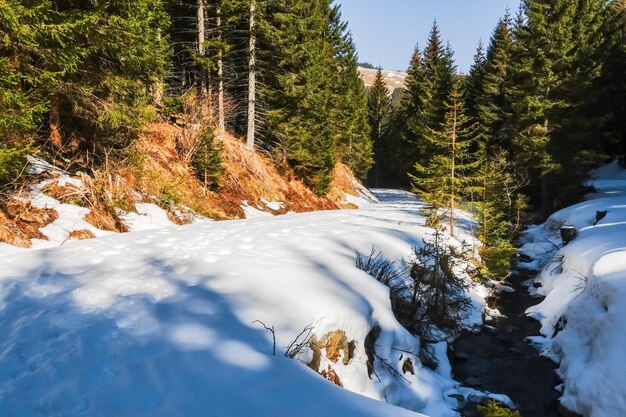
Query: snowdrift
519 160 626 417
0 190 480 417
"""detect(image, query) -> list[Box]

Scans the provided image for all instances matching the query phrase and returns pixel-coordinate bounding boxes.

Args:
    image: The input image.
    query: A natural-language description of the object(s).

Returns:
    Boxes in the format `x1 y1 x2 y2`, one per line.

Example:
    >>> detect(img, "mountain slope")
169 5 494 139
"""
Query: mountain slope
358 67 407 93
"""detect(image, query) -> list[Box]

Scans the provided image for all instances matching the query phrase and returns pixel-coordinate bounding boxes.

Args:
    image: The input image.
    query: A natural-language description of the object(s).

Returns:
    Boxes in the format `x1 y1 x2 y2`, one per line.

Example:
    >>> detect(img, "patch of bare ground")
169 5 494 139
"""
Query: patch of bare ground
1 122 365 247
0 196 58 248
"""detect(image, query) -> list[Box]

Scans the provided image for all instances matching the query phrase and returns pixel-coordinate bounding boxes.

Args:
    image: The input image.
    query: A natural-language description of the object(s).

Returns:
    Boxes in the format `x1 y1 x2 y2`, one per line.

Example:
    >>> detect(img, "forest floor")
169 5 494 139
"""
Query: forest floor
451 268 565 417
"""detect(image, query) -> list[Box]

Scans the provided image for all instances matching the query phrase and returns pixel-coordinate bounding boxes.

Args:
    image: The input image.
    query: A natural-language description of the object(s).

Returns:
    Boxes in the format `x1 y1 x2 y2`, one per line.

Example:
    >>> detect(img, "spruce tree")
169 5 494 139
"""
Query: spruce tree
474 152 526 277
387 44 428 186
511 0 608 212
368 68 392 186
464 41 486 126
51 0 170 149
479 13 515 153
594 0 626 157
261 0 336 195
415 24 458 173
410 80 478 235
328 4 373 179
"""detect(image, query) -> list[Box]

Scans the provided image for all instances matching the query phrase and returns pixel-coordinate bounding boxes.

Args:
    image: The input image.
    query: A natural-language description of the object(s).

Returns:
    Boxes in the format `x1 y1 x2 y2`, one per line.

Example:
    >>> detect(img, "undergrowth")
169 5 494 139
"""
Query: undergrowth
478 400 522 417
0 146 29 185
356 230 474 368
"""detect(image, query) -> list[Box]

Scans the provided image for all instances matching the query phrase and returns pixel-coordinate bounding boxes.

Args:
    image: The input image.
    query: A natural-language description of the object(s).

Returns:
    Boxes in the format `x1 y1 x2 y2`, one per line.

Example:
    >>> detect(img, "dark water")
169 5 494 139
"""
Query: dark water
451 269 565 417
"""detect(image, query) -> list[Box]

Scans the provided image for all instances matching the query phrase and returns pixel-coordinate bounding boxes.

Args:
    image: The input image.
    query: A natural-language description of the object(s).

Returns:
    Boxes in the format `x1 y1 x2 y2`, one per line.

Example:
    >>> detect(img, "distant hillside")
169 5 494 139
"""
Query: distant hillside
358 67 407 93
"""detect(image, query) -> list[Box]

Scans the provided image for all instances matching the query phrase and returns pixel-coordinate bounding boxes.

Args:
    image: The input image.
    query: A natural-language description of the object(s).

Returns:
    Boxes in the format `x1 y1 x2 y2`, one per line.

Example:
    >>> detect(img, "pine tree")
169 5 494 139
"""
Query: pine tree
261 0 336 195
0 0 89 139
464 41 486 125
368 68 392 186
193 124 225 190
410 81 478 235
0 3 43 137
479 13 515 153
387 44 428 186
594 0 626 156
328 4 372 179
421 23 457 131
510 0 608 212
414 24 458 173
474 152 526 277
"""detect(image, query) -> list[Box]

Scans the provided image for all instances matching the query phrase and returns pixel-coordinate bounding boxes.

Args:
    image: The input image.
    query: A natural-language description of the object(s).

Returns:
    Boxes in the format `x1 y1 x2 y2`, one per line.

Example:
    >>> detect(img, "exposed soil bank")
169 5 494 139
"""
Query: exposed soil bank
451 269 568 417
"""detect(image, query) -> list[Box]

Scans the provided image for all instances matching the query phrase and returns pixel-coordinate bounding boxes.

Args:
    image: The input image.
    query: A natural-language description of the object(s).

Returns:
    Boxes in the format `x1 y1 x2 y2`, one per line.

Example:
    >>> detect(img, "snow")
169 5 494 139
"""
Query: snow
261 198 284 211
519 159 626 417
241 200 274 219
121 203 178 231
0 188 492 416
0 174 113 256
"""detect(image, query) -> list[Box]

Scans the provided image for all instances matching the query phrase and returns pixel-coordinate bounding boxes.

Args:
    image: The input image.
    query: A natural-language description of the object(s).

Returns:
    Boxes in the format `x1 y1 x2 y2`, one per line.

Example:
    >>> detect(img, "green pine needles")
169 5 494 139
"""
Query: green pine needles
410 80 478 236
0 146 28 185
192 126 225 191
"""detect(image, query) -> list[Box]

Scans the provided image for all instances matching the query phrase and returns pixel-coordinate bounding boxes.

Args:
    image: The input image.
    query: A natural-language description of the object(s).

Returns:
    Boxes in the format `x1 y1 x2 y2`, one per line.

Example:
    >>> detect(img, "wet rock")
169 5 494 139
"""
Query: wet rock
447 393 465 406
533 282 543 288
454 351 470 361
402 358 415 375
560 226 578 245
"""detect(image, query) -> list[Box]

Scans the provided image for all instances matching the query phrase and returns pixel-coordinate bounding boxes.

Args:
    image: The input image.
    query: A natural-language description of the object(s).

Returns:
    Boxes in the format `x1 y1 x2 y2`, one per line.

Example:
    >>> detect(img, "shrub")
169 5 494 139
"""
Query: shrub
192 126 225 190
355 231 474 368
355 247 405 298
408 230 473 339
478 400 522 417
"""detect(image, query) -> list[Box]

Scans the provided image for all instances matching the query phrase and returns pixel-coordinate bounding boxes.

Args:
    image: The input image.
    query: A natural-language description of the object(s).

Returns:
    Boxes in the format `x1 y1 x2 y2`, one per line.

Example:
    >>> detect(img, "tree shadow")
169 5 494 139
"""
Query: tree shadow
0 249 419 417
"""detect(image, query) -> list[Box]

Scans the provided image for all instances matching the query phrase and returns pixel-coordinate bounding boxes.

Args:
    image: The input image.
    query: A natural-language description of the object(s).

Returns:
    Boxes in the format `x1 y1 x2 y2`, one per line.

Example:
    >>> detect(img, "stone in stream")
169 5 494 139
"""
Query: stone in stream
446 393 465 406
560 226 578 245
454 351 470 361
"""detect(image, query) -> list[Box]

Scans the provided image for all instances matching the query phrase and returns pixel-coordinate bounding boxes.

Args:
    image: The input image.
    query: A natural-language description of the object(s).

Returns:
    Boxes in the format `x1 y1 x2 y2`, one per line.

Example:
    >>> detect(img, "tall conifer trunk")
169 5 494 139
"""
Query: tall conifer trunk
217 1 225 137
450 103 457 236
246 0 256 151
197 0 207 111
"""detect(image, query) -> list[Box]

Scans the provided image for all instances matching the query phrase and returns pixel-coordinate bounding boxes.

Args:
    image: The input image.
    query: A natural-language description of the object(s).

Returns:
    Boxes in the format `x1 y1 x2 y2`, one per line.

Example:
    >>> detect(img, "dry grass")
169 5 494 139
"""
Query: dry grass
68 229 96 240
1 120 365 250
41 172 129 233
116 122 345 222
0 196 59 247
327 163 363 209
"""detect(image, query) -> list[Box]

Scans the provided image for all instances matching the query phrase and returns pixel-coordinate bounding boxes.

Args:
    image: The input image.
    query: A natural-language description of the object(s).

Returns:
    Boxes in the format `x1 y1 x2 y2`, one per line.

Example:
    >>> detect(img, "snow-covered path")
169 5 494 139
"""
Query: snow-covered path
0 190 478 417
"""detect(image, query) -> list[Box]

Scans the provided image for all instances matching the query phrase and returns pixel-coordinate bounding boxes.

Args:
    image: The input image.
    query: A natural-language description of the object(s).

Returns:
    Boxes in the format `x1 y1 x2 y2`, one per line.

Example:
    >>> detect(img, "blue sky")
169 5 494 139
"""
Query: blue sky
337 0 521 73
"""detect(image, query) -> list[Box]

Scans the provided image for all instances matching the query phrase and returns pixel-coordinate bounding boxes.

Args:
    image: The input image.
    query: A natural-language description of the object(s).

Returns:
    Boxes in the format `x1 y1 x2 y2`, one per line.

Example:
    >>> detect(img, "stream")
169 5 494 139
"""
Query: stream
450 267 573 417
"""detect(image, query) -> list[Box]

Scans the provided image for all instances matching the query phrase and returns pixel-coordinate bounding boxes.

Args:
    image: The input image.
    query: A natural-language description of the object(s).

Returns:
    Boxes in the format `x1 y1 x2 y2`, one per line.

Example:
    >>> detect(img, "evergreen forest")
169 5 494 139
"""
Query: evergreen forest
368 0 626 276
2 0 626 277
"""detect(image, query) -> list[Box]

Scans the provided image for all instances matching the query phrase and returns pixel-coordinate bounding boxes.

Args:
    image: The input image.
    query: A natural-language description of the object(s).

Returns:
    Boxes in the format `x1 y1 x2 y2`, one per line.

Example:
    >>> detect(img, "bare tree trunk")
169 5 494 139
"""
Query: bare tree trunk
217 1 225 138
197 0 208 113
541 115 551 216
246 0 256 151
152 30 164 109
